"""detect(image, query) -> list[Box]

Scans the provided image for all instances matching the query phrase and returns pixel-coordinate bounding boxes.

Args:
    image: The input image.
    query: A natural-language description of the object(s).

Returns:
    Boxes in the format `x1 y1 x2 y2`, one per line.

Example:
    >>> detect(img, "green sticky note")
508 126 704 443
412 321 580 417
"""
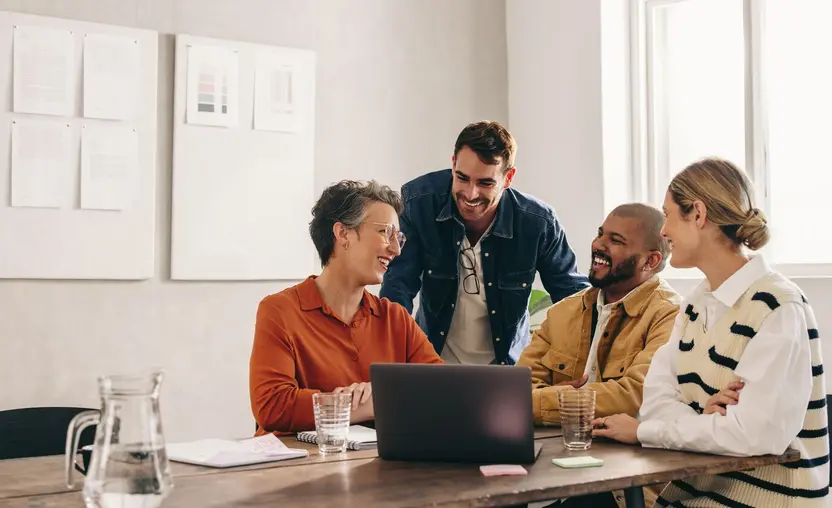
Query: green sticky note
552 456 604 468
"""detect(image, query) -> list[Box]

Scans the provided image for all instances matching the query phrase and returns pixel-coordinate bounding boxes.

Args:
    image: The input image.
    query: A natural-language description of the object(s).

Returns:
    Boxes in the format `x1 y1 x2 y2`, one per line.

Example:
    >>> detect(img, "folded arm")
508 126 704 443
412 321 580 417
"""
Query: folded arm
637 303 812 457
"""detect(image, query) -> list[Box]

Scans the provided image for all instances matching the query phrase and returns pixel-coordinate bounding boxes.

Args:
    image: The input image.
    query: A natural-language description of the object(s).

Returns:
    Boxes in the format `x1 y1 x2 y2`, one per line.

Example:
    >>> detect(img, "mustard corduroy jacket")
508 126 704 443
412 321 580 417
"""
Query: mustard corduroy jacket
518 276 681 425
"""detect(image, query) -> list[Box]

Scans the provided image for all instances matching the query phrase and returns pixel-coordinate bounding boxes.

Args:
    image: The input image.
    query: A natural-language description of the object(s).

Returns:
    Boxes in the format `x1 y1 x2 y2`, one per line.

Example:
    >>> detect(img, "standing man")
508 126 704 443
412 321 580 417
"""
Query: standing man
380 121 589 365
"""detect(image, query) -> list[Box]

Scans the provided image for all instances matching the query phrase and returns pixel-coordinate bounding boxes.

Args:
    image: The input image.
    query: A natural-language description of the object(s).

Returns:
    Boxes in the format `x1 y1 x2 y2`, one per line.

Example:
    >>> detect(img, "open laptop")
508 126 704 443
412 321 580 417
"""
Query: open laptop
370 363 543 464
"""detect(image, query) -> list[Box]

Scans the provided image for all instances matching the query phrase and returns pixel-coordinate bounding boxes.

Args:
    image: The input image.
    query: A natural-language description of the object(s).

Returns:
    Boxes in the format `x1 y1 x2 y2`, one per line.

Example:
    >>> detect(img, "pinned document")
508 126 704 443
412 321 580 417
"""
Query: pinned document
10 119 71 208
83 33 140 121
80 124 139 211
13 25 74 116
185 44 239 128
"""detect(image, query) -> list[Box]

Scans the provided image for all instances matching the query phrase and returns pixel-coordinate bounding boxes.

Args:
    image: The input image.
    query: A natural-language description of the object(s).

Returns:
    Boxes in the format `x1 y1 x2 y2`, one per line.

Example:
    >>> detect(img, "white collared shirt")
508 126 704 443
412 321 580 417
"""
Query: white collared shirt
584 291 615 383
441 234 495 365
636 255 814 456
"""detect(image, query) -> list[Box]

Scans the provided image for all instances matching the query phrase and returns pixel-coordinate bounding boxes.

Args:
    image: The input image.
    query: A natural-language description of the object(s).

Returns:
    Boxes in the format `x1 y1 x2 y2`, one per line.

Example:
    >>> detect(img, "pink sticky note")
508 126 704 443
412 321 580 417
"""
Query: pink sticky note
479 464 528 477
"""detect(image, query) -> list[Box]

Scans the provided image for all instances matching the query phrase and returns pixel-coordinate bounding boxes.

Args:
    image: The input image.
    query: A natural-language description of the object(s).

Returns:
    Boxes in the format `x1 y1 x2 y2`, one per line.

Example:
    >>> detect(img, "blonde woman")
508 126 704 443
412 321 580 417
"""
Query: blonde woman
594 158 829 506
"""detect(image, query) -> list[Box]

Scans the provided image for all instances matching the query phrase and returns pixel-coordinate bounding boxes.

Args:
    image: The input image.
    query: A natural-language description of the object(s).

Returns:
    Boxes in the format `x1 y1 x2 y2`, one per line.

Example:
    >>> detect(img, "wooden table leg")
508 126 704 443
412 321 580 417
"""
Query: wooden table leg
624 487 645 508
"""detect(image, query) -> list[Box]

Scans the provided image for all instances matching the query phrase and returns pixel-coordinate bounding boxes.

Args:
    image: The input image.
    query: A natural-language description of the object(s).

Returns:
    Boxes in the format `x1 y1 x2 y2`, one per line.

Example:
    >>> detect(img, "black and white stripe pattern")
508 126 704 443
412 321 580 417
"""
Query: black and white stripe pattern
685 304 699 322
663 273 829 507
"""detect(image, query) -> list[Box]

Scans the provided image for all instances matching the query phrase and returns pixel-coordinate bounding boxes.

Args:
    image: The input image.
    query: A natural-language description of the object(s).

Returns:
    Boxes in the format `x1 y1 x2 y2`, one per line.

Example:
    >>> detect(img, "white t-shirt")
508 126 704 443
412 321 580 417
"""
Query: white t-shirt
440 234 495 365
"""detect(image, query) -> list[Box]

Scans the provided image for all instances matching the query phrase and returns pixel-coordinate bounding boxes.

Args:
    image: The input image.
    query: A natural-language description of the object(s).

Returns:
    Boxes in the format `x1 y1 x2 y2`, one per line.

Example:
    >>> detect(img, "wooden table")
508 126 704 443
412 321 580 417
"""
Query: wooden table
0 437 798 508
0 428 563 500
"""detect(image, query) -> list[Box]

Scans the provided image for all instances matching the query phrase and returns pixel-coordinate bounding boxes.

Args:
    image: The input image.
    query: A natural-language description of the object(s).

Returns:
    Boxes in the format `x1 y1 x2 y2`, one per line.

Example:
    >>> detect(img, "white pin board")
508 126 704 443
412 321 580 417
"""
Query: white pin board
0 11 158 279
171 34 316 280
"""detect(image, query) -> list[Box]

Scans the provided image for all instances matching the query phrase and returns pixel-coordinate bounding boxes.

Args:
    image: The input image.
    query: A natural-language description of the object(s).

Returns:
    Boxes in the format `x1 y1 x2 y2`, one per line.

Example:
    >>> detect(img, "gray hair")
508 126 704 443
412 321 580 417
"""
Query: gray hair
610 203 669 273
309 180 403 266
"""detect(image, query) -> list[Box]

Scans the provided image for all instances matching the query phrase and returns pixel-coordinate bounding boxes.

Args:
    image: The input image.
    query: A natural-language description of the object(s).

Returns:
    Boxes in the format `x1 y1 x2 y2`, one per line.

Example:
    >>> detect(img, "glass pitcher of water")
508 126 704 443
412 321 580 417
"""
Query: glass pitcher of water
66 371 173 508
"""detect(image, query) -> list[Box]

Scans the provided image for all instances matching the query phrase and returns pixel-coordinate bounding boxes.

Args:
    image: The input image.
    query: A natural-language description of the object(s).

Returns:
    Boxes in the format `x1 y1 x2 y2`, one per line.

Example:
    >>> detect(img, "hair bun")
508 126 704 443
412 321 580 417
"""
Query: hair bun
736 208 770 250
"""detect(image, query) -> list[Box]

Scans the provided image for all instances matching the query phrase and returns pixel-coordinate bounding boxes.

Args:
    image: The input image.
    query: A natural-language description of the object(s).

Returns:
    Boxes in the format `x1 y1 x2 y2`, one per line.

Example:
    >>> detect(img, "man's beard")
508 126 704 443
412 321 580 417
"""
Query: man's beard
589 255 638 288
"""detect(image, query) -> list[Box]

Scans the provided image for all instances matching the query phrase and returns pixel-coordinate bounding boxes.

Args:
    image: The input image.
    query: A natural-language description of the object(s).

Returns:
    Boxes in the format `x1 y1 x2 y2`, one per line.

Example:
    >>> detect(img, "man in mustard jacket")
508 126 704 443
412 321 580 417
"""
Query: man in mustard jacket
518 203 680 508
518 203 681 425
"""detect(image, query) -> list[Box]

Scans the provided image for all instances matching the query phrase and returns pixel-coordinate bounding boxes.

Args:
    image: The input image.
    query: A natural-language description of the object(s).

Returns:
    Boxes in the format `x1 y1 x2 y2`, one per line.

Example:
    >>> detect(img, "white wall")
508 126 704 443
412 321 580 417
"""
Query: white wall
0 0 508 440
508 0 832 388
506 0 605 274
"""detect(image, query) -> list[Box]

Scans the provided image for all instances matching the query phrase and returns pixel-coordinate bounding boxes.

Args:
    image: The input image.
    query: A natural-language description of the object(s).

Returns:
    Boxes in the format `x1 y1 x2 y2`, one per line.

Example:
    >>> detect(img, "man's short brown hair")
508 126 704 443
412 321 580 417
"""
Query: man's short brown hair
453 121 517 173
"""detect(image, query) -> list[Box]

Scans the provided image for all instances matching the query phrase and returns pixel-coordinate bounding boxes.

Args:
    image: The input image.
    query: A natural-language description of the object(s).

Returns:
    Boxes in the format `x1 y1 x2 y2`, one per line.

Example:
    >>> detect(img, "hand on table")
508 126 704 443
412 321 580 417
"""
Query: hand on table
591 413 640 445
333 382 374 422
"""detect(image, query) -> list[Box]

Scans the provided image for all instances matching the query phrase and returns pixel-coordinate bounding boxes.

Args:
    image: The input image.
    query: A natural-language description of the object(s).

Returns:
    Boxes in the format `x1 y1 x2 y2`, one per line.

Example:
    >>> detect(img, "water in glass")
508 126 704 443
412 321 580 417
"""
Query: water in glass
558 388 596 451
313 392 352 454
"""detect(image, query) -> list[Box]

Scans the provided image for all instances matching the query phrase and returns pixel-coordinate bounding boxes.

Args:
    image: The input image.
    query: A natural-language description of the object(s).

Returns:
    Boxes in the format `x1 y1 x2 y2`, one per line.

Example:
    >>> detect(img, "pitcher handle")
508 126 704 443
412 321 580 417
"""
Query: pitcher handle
65 410 100 488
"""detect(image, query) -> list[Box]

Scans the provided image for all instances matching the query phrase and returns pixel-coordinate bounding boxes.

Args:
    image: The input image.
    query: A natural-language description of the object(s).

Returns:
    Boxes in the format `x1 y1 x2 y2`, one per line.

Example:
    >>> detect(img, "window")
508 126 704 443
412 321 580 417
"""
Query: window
632 0 832 273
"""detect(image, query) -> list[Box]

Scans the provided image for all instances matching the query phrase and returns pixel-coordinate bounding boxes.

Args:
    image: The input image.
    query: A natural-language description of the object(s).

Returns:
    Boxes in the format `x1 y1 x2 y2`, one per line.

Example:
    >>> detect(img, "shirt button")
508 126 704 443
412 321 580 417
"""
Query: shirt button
522 283 527 288
484 252 489 257
500 361 506 365
487 282 492 287
457 241 461 246
428 270 432 275
603 332 609 337
352 355 358 361
619 367 624 373
557 363 565 370
451 303 455 308
440 331 445 336
495 337 501 342
491 310 496 315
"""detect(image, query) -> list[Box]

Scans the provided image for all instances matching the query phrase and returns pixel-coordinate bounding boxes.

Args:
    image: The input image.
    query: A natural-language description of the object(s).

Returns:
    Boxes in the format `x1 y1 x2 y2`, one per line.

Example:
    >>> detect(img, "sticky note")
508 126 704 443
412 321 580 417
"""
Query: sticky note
479 464 528 476
552 456 604 468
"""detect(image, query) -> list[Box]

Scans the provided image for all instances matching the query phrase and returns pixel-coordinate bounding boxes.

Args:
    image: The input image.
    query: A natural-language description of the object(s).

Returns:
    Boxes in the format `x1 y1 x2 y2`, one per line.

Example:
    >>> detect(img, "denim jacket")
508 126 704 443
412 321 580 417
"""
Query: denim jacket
379 169 589 364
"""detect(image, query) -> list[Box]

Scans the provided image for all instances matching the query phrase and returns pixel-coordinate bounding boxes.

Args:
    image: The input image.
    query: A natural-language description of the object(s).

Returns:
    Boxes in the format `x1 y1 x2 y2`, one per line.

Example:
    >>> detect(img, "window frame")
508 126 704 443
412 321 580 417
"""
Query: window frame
629 0 832 277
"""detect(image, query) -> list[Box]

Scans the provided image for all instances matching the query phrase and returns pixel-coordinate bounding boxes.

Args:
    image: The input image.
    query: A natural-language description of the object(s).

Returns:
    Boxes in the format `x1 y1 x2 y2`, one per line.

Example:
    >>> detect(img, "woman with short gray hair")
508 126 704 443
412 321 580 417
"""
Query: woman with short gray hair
249 180 442 435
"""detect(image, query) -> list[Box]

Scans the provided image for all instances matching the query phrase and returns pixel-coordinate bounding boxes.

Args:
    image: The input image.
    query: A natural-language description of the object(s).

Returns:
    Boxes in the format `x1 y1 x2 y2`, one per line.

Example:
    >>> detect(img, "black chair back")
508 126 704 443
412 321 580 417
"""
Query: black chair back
0 407 97 460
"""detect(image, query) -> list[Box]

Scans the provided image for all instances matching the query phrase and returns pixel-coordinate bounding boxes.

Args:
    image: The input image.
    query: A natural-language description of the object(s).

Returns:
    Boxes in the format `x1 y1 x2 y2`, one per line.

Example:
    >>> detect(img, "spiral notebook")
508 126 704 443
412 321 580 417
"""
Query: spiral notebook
296 425 377 451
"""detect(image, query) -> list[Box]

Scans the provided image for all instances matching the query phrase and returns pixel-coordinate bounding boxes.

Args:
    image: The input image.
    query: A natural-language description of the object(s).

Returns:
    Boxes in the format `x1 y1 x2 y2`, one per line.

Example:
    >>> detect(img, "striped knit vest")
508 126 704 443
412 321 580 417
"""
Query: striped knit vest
657 273 829 508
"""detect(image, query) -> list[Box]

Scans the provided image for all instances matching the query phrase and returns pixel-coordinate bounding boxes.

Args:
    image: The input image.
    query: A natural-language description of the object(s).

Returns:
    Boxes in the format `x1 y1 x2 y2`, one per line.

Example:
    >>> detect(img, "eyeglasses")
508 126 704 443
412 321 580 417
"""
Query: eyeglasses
459 247 480 295
364 222 406 249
